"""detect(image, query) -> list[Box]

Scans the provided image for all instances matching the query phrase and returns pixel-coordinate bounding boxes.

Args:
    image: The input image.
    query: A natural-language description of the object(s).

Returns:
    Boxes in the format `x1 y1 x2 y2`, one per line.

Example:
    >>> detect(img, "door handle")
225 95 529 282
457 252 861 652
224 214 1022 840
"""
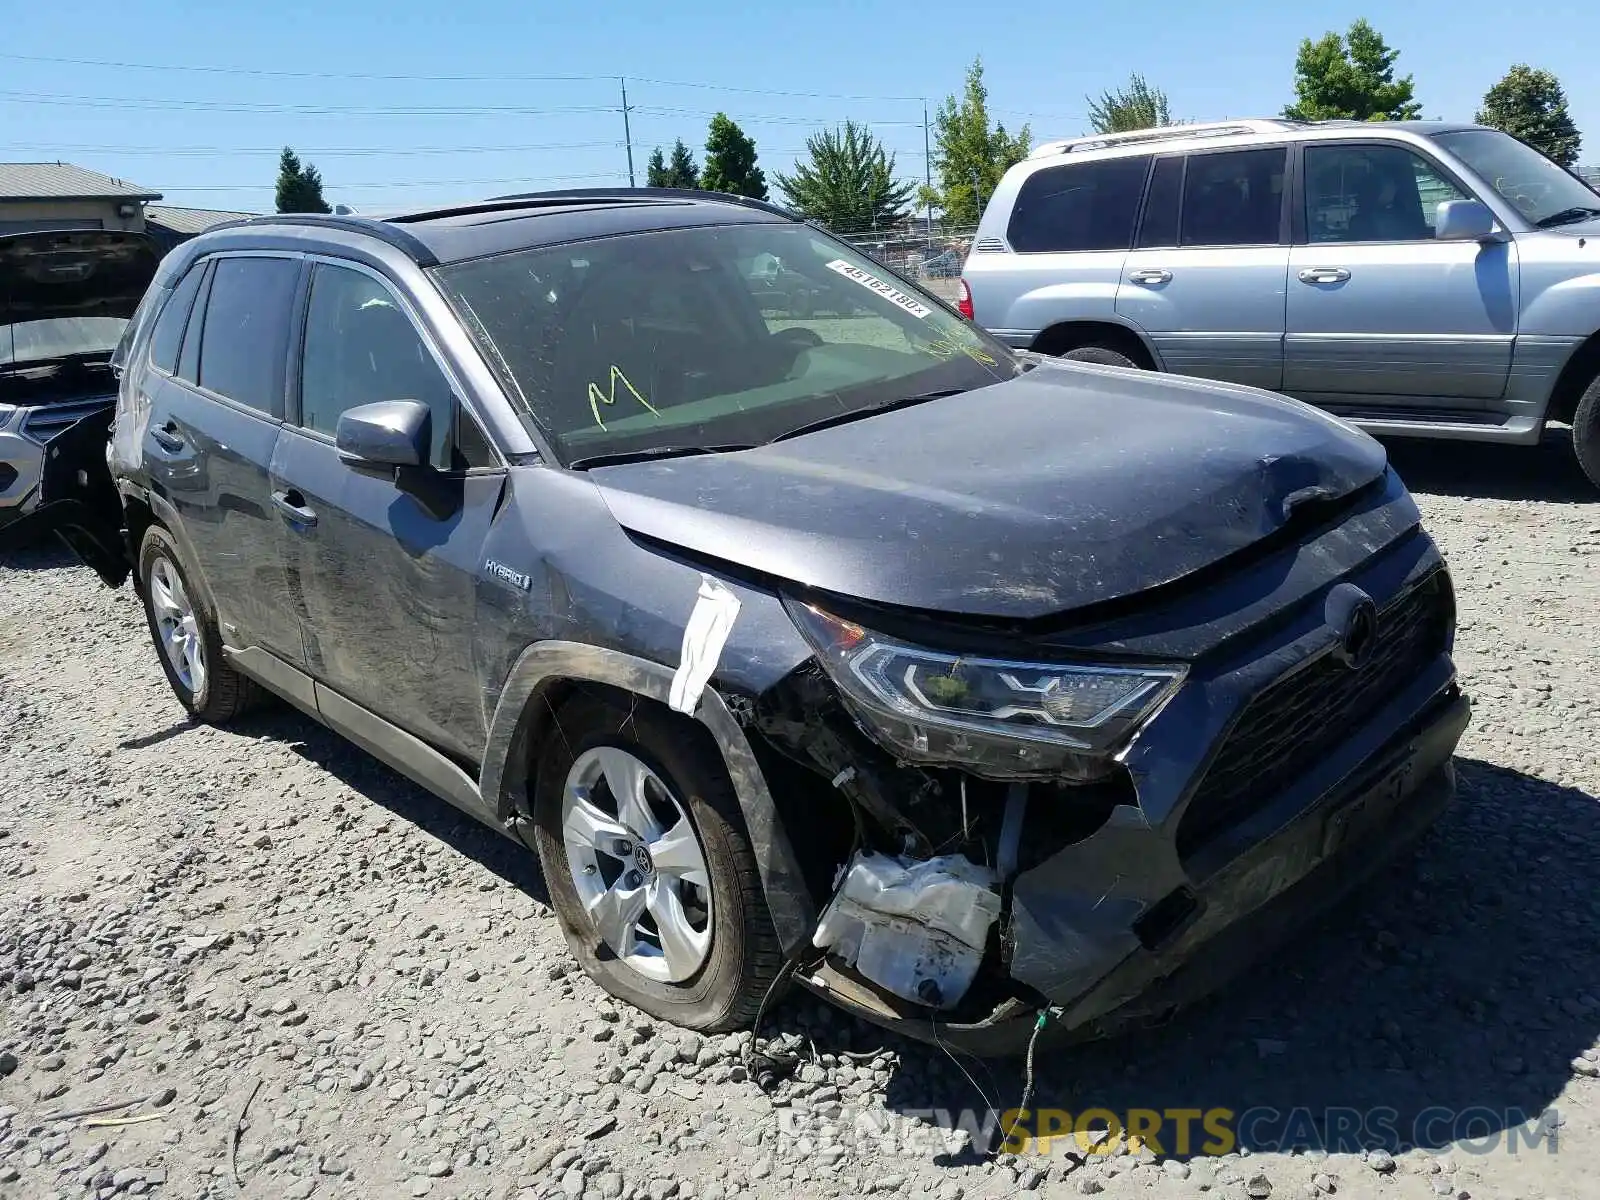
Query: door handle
150 421 184 453
272 489 318 527
1128 269 1172 285
1298 267 1351 284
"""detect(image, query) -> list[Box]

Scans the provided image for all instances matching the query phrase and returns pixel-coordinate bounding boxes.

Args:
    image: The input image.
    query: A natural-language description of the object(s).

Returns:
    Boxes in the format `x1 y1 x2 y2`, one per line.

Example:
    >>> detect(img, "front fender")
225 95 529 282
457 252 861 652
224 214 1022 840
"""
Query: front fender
478 640 817 953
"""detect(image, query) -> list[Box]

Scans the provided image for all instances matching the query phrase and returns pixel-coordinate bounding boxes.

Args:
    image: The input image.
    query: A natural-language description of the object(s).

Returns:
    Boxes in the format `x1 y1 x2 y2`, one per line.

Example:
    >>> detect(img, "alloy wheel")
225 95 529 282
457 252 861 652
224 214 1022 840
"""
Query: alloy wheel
560 746 714 983
148 555 206 697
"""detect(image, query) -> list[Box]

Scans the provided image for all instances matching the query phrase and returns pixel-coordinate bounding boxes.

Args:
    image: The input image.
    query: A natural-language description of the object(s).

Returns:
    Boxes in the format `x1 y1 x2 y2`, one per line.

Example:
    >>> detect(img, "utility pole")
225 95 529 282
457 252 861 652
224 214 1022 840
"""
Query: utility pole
922 102 934 247
620 77 636 187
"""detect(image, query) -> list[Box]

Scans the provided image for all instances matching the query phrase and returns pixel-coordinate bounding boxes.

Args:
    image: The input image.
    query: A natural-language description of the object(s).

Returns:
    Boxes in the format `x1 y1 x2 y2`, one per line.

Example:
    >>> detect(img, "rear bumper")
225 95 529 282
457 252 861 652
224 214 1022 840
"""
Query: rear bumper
865 684 1467 1056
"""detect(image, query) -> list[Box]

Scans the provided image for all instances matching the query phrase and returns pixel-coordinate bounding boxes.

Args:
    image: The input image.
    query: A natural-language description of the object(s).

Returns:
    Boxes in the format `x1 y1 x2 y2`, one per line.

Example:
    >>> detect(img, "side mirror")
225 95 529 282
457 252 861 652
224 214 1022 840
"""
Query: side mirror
1435 199 1497 242
335 399 431 469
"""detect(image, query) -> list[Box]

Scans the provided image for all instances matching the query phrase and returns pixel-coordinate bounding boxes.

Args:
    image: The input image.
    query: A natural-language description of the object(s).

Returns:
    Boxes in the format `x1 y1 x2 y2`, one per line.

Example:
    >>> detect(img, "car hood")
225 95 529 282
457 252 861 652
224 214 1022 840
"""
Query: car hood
0 229 162 328
589 363 1390 621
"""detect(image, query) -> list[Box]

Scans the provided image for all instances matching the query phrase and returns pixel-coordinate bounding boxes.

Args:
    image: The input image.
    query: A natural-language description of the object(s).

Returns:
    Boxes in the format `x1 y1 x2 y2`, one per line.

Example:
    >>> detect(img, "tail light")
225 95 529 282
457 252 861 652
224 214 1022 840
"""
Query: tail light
956 278 974 321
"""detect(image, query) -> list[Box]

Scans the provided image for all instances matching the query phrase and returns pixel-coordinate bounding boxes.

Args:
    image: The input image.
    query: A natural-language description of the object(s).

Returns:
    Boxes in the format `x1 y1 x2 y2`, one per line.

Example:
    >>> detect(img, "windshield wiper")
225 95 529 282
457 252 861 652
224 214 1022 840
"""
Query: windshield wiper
1535 205 1600 228
771 387 970 443
567 443 756 470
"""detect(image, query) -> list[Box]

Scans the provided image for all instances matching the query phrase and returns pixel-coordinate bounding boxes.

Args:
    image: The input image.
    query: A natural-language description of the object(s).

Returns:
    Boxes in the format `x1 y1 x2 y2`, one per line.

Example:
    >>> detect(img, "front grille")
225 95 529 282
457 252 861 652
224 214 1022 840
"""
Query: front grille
21 397 113 444
1175 569 1453 859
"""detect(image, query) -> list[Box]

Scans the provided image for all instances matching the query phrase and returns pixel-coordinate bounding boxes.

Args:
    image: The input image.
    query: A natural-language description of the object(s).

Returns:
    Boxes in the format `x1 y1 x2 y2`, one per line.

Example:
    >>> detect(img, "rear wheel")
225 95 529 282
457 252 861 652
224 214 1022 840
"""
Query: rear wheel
137 526 259 723
531 692 781 1031
1062 343 1140 370
1572 372 1600 491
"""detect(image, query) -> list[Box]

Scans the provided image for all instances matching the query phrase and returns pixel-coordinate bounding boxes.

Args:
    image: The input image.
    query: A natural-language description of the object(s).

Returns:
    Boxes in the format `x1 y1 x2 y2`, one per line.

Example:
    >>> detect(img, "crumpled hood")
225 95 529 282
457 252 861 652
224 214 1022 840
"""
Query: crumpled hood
0 230 161 328
590 362 1389 621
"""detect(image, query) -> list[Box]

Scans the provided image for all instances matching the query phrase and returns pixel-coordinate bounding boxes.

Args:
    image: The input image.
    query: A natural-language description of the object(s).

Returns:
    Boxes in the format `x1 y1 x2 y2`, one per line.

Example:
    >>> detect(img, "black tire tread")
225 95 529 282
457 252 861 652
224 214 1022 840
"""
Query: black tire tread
137 526 262 725
1572 372 1600 491
1062 343 1140 370
531 691 783 1033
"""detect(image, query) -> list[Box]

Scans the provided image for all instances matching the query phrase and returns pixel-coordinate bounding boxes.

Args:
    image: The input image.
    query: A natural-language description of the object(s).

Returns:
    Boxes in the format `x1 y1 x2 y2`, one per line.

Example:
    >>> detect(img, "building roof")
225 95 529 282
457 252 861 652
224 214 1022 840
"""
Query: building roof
0 162 162 203
145 205 256 235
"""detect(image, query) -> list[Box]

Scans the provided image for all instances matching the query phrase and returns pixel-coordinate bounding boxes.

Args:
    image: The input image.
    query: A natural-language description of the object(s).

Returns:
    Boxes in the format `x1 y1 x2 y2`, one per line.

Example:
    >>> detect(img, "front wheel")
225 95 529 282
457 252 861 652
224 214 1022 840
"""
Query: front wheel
1571 372 1600 491
531 692 782 1031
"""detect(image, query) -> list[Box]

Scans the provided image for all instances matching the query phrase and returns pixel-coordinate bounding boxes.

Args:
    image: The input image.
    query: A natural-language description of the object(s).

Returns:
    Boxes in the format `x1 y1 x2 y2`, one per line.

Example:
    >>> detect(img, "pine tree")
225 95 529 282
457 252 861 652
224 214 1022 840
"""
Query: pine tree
701 114 767 200
275 147 331 214
1088 74 1174 134
645 147 670 188
774 122 914 232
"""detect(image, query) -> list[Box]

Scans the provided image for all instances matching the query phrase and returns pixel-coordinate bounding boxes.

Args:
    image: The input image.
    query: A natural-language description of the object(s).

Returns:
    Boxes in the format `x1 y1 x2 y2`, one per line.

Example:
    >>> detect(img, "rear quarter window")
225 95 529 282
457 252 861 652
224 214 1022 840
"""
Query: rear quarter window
148 263 208 375
1006 156 1151 253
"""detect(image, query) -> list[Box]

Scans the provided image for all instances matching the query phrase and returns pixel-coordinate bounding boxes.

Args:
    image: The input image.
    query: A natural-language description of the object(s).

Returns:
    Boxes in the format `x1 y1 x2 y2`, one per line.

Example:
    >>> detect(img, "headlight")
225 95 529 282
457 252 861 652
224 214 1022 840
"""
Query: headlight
786 599 1185 780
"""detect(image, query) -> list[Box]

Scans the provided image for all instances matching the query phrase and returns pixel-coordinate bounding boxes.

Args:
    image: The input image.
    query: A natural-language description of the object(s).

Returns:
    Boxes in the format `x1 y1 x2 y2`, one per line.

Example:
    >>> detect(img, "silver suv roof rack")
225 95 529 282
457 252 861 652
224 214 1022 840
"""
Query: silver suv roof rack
1027 119 1302 160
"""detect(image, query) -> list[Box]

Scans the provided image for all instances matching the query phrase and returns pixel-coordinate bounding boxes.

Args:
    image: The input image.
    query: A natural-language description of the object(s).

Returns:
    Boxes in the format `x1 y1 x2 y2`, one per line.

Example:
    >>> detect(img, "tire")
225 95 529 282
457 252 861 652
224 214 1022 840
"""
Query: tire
137 525 259 724
1062 344 1141 370
1572 371 1600 491
531 691 782 1032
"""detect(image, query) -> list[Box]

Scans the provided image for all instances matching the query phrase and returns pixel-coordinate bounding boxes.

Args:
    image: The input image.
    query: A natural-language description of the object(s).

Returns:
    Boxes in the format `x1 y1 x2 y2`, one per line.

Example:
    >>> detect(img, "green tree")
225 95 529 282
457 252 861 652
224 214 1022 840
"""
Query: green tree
275 147 330 214
773 121 915 232
701 115 767 200
645 147 669 187
1087 73 1174 134
1477 65 1582 168
1282 19 1422 122
645 139 701 188
924 58 1031 226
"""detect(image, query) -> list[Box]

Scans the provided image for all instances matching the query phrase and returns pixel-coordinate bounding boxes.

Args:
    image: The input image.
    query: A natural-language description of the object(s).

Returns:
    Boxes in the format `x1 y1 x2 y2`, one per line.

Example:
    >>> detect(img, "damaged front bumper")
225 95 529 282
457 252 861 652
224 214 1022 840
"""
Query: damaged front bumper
773 535 1468 1054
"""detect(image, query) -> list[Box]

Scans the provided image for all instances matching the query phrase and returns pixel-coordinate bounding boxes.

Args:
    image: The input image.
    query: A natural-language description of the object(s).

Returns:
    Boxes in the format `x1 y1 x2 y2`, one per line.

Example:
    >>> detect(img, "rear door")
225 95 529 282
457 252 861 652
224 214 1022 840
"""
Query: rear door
975 154 1149 342
1116 145 1291 391
271 258 504 759
1284 140 1517 406
147 253 305 663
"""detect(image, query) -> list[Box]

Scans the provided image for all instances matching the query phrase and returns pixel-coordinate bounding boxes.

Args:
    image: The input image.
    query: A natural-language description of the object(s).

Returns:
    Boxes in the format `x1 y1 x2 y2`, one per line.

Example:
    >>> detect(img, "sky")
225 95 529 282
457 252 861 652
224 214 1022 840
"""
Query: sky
5 0 1598 215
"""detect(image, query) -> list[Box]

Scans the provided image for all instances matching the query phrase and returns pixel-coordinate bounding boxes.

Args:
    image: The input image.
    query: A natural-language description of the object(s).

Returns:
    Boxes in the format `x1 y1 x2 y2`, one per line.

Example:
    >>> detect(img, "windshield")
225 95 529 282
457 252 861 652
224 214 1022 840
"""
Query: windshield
2 317 127 367
1432 128 1600 227
433 222 1018 464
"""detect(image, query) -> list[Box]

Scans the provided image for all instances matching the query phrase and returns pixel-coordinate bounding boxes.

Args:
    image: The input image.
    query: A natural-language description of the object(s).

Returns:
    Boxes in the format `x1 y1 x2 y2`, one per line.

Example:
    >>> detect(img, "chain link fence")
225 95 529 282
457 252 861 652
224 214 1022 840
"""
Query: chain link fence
827 222 978 303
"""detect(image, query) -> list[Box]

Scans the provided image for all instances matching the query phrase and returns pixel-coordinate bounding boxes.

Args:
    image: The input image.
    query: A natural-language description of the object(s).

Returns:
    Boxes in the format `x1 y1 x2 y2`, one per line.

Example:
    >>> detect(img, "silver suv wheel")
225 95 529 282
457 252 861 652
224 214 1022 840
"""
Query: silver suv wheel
148 554 207 696
560 746 713 983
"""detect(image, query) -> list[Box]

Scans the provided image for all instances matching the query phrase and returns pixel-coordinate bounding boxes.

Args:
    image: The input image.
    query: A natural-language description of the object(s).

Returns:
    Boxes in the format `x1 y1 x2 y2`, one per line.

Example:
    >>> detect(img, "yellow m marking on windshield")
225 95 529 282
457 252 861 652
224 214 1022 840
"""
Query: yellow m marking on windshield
587 365 660 430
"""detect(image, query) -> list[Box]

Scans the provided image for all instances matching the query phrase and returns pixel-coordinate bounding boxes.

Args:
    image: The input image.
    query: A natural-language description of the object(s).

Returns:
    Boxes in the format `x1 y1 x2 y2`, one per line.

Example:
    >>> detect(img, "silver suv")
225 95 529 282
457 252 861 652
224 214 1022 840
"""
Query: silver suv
962 119 1600 486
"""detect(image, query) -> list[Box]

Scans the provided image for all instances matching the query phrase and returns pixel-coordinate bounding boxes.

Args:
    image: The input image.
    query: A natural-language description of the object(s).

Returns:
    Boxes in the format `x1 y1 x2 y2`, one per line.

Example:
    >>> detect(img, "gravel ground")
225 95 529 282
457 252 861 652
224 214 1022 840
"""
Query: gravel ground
3 432 1600 1200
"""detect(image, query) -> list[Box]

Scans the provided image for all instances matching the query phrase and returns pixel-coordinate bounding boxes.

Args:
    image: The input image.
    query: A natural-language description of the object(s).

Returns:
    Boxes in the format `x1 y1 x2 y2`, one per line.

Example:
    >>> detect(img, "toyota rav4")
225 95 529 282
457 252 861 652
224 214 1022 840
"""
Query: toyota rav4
0 189 1468 1052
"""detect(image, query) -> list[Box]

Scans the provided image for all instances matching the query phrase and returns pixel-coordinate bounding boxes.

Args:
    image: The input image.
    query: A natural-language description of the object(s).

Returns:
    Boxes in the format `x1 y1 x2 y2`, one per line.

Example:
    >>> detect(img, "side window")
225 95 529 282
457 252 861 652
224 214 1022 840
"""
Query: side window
1137 156 1184 248
196 257 298 416
1007 156 1152 253
148 262 207 375
300 264 457 469
175 263 212 385
1180 148 1287 247
1304 144 1470 243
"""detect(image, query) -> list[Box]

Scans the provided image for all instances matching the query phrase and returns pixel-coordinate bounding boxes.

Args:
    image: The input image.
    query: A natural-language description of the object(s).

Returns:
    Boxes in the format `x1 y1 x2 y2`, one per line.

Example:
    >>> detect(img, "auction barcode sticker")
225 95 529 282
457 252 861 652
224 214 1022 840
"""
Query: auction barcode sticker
825 259 932 319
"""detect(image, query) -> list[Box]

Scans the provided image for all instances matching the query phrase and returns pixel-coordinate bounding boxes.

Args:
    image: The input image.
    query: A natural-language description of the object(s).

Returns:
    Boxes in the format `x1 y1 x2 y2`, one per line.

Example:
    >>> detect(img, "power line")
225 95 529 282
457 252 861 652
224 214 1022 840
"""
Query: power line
160 172 626 193
0 141 626 158
0 50 927 102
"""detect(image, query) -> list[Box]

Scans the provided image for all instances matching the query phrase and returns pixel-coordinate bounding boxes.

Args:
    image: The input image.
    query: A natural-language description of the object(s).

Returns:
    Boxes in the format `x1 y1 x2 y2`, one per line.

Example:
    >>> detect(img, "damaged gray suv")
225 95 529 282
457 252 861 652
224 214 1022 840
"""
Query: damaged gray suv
3 190 1468 1052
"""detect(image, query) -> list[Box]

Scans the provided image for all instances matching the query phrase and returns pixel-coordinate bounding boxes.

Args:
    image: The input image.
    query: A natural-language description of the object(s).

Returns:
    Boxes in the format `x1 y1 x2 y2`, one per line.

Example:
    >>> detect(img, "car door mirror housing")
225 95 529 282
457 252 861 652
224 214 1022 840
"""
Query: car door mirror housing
1435 199 1497 242
335 400 431 469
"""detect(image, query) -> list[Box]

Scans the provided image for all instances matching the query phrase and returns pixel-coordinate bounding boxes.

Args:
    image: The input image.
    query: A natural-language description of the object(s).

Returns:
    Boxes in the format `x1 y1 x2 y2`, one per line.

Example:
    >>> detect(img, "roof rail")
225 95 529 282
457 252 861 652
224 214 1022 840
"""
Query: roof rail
482 186 800 222
205 212 440 266
1028 119 1299 160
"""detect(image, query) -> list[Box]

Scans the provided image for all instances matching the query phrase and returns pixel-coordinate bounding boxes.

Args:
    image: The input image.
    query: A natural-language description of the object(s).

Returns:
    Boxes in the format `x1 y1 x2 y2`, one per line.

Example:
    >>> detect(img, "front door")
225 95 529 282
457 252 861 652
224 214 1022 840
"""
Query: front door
1284 141 1518 406
1116 146 1291 392
272 259 503 759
